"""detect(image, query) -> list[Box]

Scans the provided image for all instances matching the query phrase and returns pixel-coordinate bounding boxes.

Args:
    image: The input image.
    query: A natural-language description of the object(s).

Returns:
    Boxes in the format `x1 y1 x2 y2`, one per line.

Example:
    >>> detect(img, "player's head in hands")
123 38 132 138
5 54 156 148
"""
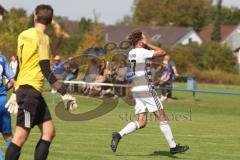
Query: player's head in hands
128 30 148 48
34 4 53 26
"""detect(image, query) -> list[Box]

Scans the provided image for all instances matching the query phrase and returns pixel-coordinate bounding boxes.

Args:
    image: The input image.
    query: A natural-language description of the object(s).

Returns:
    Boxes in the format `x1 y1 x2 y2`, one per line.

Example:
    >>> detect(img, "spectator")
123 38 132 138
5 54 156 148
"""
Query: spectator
97 59 108 77
113 60 128 98
53 55 65 79
159 60 174 101
99 60 114 97
9 55 18 75
51 55 65 94
83 58 98 95
111 61 120 80
89 59 110 95
64 62 79 81
63 62 79 93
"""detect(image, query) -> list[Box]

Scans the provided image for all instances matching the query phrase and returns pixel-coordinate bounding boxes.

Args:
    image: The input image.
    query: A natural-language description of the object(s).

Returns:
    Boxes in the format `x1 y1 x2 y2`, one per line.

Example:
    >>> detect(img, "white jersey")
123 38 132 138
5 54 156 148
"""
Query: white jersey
128 48 154 92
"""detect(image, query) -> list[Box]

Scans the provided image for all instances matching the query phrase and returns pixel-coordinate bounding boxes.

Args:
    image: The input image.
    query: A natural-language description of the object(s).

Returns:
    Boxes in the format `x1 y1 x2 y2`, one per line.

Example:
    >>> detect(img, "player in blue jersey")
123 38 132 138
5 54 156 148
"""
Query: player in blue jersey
0 53 15 160
159 60 175 101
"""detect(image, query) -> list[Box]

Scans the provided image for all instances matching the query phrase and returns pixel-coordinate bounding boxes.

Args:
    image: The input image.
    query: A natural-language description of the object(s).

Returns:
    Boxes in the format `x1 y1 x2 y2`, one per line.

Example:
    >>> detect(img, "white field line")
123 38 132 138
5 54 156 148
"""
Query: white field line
29 132 239 138
63 80 131 87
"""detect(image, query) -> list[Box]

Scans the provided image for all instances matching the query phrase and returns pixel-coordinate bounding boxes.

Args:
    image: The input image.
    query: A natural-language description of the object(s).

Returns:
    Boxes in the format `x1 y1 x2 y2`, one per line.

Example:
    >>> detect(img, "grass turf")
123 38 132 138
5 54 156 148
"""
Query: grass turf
1 83 240 160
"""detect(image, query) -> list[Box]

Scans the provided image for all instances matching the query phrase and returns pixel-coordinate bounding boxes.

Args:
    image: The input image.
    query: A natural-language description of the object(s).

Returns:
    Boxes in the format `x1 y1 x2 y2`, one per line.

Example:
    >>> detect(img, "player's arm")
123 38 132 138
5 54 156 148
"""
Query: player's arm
142 34 166 57
170 61 179 76
5 79 15 91
38 37 77 110
172 66 179 76
145 43 166 57
40 60 77 110
6 56 20 90
3 56 16 91
39 60 67 94
14 57 20 81
36 36 65 94
4 56 18 114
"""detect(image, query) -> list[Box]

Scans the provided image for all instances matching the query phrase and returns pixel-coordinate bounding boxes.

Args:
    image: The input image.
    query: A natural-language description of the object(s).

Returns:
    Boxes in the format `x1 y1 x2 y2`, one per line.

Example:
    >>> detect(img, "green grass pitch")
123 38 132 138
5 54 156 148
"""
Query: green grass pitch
1 83 240 160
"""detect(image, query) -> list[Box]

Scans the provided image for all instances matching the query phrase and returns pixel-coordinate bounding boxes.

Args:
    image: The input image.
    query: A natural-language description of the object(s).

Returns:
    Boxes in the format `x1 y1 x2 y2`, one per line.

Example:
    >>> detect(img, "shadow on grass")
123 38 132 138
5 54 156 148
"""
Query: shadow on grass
116 150 182 159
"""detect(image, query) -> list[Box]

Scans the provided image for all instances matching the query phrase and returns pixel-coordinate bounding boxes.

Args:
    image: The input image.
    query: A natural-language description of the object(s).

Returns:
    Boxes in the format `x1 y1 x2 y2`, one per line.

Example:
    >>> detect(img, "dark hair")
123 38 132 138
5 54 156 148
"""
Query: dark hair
99 59 106 68
35 4 53 25
128 30 143 47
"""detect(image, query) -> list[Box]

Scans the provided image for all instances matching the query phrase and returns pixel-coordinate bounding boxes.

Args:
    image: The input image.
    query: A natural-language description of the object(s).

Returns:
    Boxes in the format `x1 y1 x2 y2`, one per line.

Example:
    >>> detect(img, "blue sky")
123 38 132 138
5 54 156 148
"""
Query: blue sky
1 0 240 24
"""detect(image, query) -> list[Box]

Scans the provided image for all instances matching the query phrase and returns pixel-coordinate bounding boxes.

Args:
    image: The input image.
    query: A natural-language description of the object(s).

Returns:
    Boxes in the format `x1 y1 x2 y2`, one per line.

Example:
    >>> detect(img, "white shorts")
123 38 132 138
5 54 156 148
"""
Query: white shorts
133 90 164 114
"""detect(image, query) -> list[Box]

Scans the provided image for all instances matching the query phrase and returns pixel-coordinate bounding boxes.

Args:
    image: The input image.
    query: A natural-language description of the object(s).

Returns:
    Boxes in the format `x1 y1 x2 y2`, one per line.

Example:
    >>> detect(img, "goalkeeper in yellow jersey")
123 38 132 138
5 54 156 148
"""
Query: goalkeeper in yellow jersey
5 4 77 160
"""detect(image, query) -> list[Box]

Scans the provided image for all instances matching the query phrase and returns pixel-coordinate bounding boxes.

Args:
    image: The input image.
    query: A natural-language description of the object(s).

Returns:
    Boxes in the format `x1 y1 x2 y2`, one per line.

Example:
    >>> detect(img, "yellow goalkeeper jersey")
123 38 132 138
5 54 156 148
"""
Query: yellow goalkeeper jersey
16 27 50 92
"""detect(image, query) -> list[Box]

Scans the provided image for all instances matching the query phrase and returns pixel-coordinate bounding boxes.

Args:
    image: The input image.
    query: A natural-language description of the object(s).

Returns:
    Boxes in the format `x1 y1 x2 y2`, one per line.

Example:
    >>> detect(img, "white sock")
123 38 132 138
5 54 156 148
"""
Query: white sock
160 121 177 148
119 121 140 137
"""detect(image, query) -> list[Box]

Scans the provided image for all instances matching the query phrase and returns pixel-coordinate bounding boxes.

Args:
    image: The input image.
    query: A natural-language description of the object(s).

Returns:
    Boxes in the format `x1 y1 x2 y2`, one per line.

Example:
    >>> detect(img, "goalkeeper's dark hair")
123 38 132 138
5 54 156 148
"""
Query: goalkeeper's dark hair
128 30 143 47
35 4 53 25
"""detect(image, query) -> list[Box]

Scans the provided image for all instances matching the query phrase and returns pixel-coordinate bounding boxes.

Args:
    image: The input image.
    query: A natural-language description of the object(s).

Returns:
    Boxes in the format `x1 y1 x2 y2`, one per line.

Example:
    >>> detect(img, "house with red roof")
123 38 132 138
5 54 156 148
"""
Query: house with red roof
104 25 202 48
57 21 203 48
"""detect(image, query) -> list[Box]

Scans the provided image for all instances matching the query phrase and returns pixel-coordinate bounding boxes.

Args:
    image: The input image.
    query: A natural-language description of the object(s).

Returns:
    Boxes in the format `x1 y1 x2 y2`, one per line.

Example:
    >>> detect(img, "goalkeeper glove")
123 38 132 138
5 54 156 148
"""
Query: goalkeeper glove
5 93 19 114
61 94 78 111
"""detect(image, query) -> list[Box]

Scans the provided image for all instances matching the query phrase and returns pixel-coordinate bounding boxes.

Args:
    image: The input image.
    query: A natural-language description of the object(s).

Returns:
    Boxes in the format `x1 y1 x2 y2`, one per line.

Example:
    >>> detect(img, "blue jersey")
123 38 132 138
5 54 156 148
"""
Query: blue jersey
53 61 65 75
0 54 14 95
162 66 174 84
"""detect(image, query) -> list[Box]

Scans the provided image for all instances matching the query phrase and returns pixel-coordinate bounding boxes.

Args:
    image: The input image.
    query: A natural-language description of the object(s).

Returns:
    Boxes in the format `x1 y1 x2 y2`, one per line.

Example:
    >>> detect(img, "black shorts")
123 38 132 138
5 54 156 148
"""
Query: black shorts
16 85 52 128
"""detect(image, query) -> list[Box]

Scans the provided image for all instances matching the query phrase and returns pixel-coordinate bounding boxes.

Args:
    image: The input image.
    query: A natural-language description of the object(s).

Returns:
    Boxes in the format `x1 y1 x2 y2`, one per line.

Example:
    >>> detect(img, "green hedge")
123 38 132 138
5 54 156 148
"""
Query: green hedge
168 42 239 84
190 69 240 85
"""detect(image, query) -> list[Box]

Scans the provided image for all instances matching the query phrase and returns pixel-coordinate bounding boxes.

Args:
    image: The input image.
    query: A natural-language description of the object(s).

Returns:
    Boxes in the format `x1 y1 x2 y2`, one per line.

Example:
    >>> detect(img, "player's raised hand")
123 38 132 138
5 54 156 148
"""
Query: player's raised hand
61 94 78 111
142 34 149 45
5 93 19 114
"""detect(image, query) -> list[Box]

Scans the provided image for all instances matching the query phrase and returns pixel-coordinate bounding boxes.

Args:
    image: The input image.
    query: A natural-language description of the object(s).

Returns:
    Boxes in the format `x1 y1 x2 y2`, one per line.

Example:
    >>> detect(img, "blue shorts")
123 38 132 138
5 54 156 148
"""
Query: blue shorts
0 95 12 134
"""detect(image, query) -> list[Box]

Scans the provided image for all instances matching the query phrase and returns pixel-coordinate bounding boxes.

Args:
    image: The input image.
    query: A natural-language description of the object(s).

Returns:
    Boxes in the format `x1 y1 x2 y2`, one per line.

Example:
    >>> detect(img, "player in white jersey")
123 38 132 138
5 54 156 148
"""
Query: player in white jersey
111 30 189 155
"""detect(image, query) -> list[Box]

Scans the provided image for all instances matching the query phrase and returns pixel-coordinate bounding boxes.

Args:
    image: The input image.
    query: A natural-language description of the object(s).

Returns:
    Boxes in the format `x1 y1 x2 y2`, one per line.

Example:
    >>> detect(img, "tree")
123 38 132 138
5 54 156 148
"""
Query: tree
75 22 104 55
79 17 92 33
200 42 236 72
56 17 92 56
169 42 236 73
27 14 34 28
169 44 197 73
116 15 133 26
0 8 29 57
220 7 240 25
132 0 213 32
211 0 222 41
